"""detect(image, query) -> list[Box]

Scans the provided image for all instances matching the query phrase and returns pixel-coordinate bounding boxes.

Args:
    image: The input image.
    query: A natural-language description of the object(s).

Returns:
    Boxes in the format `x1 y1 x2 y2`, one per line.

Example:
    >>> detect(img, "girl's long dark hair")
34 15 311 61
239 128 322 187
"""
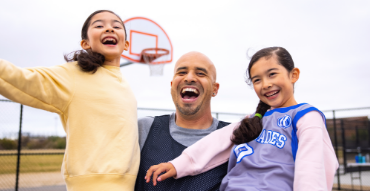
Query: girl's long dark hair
64 10 127 73
231 47 295 145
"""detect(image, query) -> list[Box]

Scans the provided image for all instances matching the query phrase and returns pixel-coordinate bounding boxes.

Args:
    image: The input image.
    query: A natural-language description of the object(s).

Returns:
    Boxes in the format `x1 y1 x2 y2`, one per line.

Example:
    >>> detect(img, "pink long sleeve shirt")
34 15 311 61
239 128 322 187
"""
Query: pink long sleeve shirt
170 111 339 191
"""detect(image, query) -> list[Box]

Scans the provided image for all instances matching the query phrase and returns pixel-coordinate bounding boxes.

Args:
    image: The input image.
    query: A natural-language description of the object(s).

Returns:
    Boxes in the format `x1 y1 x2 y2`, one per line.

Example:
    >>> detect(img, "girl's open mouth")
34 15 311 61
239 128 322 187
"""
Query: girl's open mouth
102 37 117 45
264 90 280 99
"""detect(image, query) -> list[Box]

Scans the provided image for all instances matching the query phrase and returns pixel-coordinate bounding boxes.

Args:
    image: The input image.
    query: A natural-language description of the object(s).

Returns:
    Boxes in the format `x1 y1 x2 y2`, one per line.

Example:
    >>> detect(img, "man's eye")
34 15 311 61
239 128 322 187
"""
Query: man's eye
253 79 260 83
114 26 121 29
95 25 103 28
197 73 205 76
269 73 277 77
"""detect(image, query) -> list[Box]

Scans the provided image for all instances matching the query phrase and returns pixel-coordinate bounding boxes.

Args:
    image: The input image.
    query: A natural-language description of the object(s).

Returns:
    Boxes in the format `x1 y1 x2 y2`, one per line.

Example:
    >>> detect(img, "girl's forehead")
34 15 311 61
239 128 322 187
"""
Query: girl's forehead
252 57 280 70
90 12 122 24
250 56 287 77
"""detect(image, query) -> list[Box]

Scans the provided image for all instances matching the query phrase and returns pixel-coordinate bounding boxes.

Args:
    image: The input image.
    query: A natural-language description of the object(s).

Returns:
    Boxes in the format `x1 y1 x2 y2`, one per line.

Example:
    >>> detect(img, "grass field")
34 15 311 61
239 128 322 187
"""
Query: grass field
0 150 64 174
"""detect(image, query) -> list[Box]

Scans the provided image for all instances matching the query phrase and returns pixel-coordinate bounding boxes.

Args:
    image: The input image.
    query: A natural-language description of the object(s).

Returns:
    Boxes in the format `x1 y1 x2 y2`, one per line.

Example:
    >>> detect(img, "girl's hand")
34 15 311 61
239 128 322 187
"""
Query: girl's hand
145 162 177 186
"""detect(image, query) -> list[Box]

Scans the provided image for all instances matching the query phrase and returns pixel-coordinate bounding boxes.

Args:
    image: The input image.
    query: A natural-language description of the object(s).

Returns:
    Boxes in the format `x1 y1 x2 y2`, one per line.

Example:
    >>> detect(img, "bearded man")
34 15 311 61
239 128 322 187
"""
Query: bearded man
134 51 229 191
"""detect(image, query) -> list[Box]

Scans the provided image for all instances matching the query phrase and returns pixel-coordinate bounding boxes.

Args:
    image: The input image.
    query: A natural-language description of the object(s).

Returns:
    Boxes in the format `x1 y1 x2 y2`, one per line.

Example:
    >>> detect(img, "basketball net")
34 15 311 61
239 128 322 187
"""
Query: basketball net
140 48 170 76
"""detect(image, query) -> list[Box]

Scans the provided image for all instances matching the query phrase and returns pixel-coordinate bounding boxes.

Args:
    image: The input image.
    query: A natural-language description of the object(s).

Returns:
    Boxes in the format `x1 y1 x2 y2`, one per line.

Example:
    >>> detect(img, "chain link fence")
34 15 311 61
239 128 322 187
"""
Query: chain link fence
323 107 370 191
0 100 65 191
1 99 370 190
0 99 22 191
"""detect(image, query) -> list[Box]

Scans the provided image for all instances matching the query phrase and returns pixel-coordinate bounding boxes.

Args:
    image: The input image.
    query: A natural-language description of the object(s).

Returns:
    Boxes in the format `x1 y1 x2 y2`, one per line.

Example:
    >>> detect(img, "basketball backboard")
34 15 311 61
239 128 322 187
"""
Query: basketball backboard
121 17 173 65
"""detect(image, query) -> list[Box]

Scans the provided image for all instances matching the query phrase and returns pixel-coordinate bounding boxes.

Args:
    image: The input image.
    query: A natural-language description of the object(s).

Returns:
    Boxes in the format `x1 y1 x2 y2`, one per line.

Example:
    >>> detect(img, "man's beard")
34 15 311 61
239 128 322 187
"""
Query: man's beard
176 102 203 116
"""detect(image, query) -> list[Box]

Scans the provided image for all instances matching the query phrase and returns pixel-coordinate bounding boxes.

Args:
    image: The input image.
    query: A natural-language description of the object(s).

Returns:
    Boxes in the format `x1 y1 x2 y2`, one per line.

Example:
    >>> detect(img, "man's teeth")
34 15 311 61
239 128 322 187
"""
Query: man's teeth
266 91 278 97
181 88 199 94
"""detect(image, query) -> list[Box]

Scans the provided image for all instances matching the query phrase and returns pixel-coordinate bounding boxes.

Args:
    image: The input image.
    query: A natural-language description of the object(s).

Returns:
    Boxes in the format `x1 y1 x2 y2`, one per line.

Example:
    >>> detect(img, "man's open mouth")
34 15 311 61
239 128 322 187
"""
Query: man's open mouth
102 37 117 45
180 87 199 100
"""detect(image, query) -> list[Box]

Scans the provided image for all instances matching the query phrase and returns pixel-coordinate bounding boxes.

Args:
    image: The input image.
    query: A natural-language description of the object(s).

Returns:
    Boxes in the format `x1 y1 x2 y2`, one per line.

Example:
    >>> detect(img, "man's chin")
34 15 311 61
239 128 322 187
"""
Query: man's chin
176 104 202 116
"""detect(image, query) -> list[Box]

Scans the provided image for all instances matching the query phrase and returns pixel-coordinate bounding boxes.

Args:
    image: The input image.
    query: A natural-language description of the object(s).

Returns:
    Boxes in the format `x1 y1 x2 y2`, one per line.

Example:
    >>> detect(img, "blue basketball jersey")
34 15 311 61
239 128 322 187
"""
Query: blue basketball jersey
220 103 326 191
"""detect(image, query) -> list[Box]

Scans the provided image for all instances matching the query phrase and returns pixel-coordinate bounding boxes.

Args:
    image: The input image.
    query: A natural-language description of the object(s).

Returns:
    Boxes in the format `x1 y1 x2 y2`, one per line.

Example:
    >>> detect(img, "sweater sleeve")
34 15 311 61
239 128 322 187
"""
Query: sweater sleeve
294 111 339 191
0 59 73 114
170 122 240 178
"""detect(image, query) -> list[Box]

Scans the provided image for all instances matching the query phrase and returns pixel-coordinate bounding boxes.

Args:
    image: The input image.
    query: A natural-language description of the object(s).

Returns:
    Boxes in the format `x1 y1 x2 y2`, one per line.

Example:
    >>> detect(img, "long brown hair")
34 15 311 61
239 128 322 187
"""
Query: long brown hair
64 10 127 73
231 47 295 144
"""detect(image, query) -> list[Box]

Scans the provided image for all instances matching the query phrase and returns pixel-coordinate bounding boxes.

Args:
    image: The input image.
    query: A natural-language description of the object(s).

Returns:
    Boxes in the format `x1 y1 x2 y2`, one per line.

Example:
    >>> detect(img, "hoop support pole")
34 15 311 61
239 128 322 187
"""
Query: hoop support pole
120 62 134 67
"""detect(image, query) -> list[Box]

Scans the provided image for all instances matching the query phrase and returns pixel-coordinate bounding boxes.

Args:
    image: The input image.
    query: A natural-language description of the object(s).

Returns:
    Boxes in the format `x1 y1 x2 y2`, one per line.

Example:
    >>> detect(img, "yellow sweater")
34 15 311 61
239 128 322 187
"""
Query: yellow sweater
0 60 140 191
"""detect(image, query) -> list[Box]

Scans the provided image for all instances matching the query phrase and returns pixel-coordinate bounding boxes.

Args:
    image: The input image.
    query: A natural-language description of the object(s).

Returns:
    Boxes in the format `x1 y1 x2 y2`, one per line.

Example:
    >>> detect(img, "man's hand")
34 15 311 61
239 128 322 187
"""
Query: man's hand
145 162 177 186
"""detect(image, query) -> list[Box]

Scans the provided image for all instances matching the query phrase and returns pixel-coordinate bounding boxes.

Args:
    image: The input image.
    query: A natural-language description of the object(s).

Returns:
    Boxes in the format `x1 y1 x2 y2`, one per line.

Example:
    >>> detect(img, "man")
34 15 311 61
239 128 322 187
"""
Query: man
135 52 229 191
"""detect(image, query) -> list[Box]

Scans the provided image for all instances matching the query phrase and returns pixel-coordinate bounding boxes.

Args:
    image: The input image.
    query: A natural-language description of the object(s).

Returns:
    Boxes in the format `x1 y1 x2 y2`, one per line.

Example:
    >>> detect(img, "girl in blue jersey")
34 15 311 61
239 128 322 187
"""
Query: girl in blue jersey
145 47 338 191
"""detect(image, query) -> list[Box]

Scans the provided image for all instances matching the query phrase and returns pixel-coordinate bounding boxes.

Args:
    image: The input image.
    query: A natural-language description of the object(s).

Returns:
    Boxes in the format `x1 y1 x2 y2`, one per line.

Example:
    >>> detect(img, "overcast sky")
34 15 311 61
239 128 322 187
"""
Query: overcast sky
1 0 370 137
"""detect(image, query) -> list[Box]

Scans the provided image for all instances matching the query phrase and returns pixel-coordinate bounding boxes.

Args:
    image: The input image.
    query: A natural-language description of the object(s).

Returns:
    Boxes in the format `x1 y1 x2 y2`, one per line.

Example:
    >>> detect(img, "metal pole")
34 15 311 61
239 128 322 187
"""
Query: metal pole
356 125 359 148
15 104 23 191
368 120 370 151
216 113 219 119
120 61 133 67
333 110 341 190
341 119 347 174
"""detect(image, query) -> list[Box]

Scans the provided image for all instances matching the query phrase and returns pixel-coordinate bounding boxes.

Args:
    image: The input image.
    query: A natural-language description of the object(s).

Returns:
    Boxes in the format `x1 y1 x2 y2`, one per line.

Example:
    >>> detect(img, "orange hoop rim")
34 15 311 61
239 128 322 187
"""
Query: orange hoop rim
140 48 170 64
141 48 170 57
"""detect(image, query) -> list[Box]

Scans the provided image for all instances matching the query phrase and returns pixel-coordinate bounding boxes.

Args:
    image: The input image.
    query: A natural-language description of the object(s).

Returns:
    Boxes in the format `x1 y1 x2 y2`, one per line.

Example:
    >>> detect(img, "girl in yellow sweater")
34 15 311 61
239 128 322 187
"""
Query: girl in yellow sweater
0 10 139 191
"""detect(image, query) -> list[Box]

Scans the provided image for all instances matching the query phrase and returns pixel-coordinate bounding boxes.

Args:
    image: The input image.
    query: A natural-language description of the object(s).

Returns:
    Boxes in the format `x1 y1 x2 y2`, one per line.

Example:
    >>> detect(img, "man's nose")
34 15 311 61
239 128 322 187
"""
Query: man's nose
184 72 197 83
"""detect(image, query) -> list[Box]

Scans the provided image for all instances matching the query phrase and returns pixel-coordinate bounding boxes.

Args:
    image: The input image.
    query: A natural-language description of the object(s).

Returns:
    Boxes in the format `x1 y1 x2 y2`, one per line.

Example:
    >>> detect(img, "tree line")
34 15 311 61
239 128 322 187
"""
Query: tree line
0 136 66 150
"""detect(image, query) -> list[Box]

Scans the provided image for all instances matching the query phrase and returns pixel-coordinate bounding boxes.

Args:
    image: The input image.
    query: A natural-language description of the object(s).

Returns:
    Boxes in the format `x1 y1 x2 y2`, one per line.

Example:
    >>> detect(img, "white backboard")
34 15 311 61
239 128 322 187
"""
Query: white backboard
121 17 173 64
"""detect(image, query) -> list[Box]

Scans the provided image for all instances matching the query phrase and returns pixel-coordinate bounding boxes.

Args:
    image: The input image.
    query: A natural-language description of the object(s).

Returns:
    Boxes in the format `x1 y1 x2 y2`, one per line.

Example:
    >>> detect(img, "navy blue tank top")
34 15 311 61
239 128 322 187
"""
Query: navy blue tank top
135 115 230 191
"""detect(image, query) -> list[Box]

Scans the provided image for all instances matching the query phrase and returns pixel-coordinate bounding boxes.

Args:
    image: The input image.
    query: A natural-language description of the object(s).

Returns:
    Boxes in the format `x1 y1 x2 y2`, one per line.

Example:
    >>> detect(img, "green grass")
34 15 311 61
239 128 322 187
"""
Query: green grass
0 155 64 174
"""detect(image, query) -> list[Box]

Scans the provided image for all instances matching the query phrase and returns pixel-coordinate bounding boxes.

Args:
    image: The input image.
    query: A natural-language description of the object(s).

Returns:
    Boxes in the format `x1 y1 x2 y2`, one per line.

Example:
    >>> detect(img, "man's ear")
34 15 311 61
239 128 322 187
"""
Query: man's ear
212 82 220 97
291 68 300 83
124 41 129 51
81 39 91 50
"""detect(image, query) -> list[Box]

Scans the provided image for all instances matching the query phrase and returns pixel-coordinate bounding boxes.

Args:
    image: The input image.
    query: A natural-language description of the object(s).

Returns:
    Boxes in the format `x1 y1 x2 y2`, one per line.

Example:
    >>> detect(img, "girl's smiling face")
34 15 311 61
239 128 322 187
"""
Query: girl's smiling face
250 55 300 109
81 11 129 63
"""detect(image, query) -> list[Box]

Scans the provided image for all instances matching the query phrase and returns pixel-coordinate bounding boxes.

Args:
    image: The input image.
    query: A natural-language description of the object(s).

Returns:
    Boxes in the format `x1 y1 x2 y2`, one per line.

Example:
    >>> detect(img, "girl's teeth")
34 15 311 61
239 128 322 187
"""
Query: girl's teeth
266 91 278 97
103 38 116 43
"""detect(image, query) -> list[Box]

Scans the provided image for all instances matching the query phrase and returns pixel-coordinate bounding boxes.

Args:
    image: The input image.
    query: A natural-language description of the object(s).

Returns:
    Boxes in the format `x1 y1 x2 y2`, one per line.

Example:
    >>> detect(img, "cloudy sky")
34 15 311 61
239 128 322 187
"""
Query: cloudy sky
1 0 370 137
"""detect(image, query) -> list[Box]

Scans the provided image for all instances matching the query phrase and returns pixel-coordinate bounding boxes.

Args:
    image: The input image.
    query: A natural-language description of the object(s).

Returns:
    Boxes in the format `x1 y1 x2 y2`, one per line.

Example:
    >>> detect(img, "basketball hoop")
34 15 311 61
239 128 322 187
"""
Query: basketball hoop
140 48 170 76
120 17 173 76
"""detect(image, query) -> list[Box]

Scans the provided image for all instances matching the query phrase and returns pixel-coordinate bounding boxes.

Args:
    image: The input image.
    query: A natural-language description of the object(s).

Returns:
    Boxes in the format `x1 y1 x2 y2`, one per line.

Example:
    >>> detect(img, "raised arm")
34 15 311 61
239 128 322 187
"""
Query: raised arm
0 59 73 114
170 122 240 178
294 111 339 191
